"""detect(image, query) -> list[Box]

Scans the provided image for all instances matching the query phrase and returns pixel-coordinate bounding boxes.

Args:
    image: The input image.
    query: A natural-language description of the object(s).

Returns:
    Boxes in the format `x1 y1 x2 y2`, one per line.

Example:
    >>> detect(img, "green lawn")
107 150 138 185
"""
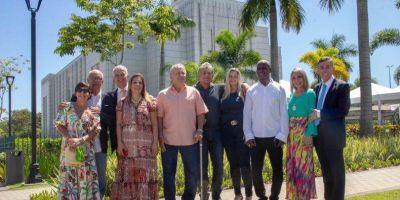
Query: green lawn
346 189 400 200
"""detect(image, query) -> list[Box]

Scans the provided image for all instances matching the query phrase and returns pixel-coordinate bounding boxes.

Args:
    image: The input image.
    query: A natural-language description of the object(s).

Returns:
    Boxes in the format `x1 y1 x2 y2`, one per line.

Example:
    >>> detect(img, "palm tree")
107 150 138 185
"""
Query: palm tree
200 29 262 80
311 34 358 72
300 47 349 81
393 65 400 86
240 0 305 81
319 0 373 137
148 3 195 90
370 1 400 54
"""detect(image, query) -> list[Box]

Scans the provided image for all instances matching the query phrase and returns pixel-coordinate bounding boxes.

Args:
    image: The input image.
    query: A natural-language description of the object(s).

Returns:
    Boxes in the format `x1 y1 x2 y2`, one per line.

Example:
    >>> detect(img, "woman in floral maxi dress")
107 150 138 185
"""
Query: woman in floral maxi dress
54 82 101 200
111 73 158 200
286 68 318 200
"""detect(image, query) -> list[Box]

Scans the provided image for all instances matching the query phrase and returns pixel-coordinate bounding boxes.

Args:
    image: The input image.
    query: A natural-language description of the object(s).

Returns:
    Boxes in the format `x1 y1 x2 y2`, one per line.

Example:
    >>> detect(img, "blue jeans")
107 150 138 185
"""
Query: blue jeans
95 152 107 199
162 143 199 200
200 132 223 200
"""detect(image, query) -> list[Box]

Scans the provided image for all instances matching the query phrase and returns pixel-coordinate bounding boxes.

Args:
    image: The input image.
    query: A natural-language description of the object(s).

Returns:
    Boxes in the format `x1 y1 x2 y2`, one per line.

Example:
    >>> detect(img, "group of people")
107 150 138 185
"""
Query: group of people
53 56 350 200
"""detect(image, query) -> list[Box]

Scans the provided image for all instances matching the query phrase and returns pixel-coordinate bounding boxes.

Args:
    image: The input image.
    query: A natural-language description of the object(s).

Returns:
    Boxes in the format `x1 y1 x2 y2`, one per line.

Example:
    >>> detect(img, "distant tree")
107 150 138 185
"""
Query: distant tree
200 29 261 80
351 77 378 90
311 33 358 72
299 47 349 81
0 56 28 120
393 65 400 86
0 109 41 137
54 0 153 65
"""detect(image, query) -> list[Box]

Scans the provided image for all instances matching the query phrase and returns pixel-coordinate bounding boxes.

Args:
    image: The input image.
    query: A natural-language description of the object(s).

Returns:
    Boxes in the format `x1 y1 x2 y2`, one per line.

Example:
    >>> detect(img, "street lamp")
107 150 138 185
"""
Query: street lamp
6 76 15 137
25 0 42 184
387 65 394 88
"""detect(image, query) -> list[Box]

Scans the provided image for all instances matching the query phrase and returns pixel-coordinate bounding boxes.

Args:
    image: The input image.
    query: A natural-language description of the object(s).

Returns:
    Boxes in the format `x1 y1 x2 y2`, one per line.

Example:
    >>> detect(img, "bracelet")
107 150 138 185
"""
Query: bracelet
196 128 203 133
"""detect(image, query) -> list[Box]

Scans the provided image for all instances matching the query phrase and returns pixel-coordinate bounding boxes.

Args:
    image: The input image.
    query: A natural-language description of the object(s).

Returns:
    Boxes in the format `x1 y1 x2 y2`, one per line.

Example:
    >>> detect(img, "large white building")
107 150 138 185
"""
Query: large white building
41 0 282 137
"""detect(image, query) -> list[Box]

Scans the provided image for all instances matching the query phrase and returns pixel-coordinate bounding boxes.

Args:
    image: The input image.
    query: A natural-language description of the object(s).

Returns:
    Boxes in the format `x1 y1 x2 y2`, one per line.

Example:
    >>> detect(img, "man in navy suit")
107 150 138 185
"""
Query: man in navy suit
313 57 350 200
100 65 128 155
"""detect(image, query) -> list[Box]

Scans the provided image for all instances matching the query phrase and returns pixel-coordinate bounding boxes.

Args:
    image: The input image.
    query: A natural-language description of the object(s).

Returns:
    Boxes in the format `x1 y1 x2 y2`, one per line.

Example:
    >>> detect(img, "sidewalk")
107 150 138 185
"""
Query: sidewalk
1 166 399 200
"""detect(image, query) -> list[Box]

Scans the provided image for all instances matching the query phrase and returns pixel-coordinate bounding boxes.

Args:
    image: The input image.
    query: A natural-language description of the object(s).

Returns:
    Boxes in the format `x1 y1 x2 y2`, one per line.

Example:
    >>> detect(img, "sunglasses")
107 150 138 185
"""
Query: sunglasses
77 88 90 93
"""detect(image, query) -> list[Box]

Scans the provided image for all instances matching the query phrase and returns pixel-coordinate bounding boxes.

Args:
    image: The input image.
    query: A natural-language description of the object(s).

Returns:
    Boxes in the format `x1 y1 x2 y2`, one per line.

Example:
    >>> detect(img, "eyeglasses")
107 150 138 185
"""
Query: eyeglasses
77 88 90 93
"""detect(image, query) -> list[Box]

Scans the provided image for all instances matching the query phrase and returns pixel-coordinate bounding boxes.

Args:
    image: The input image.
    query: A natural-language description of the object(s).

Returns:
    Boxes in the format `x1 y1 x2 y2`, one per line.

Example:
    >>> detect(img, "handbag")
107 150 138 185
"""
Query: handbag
64 146 84 167
63 103 85 167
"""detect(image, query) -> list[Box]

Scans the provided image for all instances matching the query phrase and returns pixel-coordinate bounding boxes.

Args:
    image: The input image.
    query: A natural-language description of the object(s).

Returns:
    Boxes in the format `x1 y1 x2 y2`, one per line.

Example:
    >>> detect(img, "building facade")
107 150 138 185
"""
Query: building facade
41 0 282 137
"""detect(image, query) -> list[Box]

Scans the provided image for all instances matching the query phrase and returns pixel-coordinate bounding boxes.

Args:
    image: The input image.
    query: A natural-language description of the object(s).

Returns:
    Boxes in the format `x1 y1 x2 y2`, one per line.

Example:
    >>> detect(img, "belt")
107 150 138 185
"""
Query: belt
230 120 239 126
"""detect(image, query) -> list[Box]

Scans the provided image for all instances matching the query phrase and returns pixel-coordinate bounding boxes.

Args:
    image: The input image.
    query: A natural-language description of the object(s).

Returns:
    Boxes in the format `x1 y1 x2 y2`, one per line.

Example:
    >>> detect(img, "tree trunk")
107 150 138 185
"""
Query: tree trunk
159 42 166 90
357 0 373 136
269 0 279 81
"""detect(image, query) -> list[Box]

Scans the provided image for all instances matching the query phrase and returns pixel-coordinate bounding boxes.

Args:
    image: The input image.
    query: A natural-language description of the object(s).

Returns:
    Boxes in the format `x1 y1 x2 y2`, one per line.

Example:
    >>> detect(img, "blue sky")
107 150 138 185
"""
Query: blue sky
0 0 399 112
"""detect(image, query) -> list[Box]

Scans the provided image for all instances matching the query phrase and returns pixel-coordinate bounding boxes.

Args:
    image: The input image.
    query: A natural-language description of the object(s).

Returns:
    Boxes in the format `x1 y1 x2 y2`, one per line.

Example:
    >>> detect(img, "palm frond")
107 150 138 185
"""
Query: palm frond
310 39 329 49
240 0 270 30
370 28 400 54
279 0 305 33
319 0 344 14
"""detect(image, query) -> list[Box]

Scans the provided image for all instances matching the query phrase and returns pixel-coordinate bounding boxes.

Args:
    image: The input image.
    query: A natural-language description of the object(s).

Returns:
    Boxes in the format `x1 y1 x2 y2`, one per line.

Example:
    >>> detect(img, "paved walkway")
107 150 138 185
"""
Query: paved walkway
1 166 400 200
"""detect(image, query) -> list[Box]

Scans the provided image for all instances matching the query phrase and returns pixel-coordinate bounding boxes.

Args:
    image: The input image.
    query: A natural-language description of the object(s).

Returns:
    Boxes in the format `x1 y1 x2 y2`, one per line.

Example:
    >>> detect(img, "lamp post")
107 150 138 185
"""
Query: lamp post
6 76 15 137
387 65 394 88
25 0 42 183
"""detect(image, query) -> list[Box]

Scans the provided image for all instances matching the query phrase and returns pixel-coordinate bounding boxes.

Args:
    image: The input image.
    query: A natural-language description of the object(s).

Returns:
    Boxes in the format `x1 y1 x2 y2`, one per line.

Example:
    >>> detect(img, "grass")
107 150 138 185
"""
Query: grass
346 189 400 200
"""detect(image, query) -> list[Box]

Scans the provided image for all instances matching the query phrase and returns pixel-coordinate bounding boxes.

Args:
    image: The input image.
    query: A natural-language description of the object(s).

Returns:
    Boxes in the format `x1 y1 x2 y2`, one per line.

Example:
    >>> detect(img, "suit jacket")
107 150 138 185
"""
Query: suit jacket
100 89 118 153
314 78 350 149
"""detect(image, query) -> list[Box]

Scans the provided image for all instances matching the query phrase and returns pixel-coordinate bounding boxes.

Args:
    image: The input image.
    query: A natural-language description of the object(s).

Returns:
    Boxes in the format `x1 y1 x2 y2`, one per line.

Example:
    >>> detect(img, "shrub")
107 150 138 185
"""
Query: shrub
29 190 57 200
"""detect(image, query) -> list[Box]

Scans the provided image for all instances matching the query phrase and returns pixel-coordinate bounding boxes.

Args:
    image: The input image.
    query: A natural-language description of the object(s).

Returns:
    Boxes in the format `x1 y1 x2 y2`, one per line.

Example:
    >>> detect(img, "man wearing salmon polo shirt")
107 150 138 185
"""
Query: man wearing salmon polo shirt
157 63 208 200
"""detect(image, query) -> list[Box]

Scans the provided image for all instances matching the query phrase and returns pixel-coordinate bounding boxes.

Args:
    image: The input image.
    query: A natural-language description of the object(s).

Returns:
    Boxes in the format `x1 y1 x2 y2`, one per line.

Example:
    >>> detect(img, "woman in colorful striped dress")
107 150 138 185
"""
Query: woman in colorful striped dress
286 68 318 200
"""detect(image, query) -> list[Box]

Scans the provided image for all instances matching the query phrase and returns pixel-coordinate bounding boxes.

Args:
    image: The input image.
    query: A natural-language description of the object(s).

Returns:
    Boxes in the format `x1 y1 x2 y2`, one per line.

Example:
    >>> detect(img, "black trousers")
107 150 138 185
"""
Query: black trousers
199 132 223 200
315 138 345 200
222 124 253 197
250 137 283 200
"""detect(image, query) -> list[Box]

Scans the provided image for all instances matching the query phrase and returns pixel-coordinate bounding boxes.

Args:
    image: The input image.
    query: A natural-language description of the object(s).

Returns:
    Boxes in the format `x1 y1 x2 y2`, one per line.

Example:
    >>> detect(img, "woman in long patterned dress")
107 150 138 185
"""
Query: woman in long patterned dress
54 82 101 200
286 68 318 200
111 73 158 200
221 68 253 200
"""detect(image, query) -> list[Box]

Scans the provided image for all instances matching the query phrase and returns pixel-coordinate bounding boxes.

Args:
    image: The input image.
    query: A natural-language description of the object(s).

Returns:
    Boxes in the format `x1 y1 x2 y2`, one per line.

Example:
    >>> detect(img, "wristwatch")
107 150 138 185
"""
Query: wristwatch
196 128 203 133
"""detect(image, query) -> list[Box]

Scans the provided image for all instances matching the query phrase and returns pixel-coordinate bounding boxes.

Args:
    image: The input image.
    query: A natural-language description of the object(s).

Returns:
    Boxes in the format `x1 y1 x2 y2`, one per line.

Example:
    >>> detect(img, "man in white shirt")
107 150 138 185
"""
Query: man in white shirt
85 69 108 199
243 60 289 200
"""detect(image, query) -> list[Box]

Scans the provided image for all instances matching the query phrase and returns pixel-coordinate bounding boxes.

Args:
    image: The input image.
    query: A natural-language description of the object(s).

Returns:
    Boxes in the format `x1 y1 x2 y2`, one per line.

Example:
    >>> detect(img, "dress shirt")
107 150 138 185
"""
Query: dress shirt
157 85 209 146
87 91 102 153
243 81 289 143
318 76 334 109
117 86 128 102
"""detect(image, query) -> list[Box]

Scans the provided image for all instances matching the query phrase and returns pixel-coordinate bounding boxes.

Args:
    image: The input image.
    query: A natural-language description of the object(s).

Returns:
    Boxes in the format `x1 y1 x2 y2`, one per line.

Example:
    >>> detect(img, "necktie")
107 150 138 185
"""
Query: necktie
315 84 327 126
119 89 127 102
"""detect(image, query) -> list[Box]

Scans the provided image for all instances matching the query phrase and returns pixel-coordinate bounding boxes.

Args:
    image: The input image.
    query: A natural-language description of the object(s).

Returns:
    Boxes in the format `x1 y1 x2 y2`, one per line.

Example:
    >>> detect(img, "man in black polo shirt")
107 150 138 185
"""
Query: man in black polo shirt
195 62 224 200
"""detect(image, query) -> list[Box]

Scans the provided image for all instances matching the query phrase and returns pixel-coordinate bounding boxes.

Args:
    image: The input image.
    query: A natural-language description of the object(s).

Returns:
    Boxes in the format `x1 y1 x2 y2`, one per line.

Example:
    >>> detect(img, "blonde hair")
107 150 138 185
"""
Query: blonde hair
112 65 128 77
222 68 244 101
290 67 310 93
198 62 214 75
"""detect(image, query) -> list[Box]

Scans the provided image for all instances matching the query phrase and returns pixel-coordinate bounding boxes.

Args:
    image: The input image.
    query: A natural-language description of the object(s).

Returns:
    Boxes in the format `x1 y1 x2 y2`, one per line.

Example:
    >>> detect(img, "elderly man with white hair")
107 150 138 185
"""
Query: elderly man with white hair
157 63 208 200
